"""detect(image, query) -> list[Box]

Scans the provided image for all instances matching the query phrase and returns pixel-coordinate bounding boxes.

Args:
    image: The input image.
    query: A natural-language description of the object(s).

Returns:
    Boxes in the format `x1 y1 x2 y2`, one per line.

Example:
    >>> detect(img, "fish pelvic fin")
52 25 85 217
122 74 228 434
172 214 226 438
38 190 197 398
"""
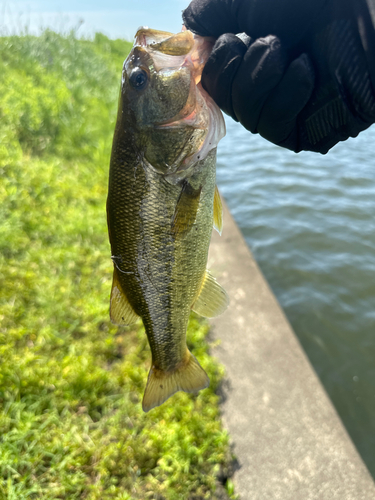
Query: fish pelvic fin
142 350 209 412
192 270 229 318
110 267 139 325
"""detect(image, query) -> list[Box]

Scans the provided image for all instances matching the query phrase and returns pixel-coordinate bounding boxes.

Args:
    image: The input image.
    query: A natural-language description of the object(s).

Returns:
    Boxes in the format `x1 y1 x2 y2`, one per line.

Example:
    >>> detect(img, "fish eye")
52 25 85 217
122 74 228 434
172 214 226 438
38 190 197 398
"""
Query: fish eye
129 67 148 90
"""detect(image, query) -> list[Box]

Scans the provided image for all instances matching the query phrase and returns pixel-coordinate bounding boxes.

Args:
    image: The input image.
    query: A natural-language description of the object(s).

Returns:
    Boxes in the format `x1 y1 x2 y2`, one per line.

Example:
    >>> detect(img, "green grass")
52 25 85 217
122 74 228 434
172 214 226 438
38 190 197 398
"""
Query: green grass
0 31 233 499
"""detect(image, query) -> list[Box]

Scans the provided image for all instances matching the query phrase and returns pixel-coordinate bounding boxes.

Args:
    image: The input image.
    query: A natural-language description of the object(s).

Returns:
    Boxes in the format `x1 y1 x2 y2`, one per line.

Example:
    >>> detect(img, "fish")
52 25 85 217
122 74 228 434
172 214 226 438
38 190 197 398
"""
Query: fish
106 27 228 412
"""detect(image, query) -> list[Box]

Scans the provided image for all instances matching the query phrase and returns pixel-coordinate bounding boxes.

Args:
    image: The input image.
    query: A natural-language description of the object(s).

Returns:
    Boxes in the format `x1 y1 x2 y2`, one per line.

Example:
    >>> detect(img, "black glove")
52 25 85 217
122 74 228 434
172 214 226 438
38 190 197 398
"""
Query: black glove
183 0 375 153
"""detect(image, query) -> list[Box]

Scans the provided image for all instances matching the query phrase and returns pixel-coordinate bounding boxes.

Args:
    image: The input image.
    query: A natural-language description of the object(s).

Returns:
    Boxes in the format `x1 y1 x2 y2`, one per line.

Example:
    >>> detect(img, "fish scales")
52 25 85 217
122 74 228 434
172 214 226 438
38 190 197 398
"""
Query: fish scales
107 28 228 411
108 143 217 369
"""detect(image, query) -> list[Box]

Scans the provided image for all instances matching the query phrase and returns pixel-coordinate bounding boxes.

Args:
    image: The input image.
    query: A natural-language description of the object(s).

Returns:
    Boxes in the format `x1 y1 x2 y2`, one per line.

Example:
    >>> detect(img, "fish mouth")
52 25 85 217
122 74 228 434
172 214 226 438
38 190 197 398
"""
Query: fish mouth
134 27 173 48
134 27 210 81
134 27 194 56
131 27 226 182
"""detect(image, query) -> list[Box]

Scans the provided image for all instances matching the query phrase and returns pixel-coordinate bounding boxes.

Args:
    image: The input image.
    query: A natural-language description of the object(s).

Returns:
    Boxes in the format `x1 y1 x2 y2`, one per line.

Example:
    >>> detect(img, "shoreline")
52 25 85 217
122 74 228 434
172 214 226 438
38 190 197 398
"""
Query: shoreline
207 199 375 499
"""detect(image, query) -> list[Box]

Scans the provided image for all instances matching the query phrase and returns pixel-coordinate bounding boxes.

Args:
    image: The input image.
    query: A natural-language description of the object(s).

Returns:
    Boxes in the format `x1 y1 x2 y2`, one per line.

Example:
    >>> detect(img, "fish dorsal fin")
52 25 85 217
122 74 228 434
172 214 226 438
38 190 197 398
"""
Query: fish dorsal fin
171 180 202 238
110 268 139 325
192 270 229 318
213 185 223 235
142 349 209 412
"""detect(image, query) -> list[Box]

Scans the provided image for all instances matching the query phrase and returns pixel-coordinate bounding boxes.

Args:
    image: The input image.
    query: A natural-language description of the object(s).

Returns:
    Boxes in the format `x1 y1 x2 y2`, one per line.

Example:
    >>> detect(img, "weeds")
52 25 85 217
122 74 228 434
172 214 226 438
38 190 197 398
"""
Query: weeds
0 31 232 499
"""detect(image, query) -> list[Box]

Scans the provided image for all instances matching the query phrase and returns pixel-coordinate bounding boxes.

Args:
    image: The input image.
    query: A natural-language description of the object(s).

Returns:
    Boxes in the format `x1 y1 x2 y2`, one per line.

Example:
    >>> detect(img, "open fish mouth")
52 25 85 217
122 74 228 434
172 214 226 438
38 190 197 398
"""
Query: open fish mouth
134 27 195 56
134 26 214 84
127 27 226 182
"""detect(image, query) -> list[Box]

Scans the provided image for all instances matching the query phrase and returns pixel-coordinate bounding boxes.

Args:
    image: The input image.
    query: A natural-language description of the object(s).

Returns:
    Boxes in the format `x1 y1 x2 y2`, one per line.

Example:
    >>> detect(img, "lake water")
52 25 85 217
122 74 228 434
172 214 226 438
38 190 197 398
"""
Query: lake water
216 117 375 476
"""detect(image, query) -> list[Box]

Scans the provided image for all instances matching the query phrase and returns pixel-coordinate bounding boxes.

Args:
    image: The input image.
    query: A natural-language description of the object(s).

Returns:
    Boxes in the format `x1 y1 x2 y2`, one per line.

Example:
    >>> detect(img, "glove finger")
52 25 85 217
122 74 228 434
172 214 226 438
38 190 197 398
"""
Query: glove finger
182 0 239 37
183 0 326 46
201 33 249 120
257 53 315 151
232 35 288 133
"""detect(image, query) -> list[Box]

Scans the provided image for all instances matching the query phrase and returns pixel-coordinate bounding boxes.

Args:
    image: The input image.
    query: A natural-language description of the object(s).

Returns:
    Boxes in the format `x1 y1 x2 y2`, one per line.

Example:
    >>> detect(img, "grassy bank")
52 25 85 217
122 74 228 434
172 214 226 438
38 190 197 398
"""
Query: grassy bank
0 31 233 499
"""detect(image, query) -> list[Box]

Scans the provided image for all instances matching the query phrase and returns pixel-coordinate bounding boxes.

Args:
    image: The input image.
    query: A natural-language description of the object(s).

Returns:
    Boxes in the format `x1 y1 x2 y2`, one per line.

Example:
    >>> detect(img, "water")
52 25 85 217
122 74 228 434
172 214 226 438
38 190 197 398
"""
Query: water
216 117 375 476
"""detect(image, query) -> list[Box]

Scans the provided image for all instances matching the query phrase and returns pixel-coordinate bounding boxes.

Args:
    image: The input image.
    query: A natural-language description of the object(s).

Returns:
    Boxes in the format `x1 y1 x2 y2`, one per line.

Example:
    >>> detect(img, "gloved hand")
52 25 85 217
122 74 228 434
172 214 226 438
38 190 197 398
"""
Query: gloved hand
183 0 375 153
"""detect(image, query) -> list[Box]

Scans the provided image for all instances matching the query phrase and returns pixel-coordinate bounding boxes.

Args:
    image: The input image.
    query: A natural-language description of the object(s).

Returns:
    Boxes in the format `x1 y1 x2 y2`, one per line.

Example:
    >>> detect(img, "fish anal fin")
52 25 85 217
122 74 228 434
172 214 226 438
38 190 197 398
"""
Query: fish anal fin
171 180 202 238
192 270 229 318
110 268 139 326
142 350 209 412
213 185 223 235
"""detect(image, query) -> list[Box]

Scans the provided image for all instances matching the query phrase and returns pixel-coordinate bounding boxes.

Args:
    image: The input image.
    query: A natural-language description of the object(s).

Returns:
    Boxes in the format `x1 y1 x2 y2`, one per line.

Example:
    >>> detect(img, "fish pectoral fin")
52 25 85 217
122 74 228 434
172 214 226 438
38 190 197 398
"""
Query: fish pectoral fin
192 270 229 318
171 180 202 238
142 349 209 412
110 268 139 326
213 185 223 235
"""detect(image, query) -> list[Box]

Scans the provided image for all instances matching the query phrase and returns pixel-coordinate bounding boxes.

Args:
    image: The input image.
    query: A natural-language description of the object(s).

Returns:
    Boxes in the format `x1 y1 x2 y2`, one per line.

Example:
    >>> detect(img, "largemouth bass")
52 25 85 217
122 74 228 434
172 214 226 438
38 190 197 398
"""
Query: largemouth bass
107 27 228 412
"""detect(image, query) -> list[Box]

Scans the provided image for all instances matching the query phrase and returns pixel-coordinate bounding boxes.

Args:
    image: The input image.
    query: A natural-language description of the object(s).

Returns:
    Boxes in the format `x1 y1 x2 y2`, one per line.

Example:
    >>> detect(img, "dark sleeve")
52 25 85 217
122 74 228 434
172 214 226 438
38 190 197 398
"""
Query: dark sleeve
296 0 375 151
183 0 327 47
355 0 375 91
184 0 375 153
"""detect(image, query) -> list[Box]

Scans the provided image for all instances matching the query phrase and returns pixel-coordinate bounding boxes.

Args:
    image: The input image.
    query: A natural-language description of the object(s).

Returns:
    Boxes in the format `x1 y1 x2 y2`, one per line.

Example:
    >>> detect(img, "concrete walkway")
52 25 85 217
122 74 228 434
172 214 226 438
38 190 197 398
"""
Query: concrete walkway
207 200 375 500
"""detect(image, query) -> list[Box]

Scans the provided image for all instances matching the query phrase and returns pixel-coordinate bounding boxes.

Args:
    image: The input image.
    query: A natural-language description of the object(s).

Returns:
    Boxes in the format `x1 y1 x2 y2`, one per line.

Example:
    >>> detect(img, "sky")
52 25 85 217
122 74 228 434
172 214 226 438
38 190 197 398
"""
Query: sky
1 0 187 40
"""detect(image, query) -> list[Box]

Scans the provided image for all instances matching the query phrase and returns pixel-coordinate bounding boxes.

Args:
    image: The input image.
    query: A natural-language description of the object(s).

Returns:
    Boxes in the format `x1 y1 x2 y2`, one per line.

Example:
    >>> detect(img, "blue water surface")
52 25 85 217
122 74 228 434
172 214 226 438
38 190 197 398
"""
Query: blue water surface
217 118 375 476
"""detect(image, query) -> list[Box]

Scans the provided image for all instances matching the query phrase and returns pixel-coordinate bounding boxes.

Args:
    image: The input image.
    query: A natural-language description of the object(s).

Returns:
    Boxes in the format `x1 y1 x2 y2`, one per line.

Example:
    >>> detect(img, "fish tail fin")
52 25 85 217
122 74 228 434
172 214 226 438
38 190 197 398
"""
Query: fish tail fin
142 350 209 412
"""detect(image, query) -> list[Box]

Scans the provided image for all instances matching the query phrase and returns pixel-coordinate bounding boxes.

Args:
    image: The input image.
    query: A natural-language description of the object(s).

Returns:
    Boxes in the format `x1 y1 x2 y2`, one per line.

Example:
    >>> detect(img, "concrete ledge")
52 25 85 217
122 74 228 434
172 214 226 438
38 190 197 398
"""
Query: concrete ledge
208 200 375 499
